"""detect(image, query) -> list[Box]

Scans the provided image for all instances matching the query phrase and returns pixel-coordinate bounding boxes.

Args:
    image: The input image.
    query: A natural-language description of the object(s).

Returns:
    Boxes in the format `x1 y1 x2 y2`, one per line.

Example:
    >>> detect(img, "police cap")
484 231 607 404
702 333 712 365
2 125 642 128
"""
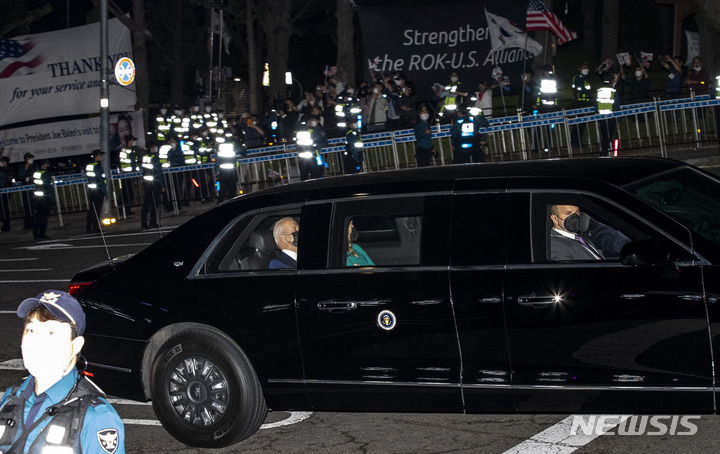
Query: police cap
18 290 86 335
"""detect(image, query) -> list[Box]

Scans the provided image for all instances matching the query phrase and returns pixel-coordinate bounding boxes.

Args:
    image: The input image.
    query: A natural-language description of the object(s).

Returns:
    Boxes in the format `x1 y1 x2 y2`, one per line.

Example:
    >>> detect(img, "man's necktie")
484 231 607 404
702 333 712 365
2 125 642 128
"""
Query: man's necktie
575 234 602 259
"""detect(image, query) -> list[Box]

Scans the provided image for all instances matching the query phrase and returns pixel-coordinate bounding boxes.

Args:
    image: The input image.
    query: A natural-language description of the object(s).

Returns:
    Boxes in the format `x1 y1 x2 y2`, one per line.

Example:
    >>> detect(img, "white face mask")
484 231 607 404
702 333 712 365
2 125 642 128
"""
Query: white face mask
450 76 458 83
581 69 589 76
22 320 78 387
635 71 642 77
373 88 379 94
309 121 317 127
160 108 167 115
693 66 701 72
420 113 429 121
347 89 354 94
27 159 34 164
205 106 212 113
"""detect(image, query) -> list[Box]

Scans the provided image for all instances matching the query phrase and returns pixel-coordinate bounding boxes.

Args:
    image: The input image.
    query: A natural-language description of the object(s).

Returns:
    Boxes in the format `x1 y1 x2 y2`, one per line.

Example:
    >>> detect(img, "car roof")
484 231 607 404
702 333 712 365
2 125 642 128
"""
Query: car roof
232 157 686 202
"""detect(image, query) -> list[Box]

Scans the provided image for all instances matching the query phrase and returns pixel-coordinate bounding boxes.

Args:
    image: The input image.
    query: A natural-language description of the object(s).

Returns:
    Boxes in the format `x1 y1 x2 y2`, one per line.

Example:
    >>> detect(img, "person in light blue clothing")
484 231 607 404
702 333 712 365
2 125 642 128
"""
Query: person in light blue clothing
0 290 125 454
346 220 374 267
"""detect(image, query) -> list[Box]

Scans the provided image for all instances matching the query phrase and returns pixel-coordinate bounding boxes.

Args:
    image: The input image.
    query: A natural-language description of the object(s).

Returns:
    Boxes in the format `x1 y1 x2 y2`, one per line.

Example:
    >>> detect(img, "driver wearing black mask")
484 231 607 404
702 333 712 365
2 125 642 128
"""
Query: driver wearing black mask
549 204 604 261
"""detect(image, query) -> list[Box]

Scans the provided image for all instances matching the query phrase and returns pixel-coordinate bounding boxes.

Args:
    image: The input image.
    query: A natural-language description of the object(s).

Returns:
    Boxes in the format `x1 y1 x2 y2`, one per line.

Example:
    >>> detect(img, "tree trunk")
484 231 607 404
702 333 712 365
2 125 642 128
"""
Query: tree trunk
258 0 293 107
583 0 596 56
246 0 261 114
601 0 619 61
132 0 150 133
170 0 185 107
335 0 355 87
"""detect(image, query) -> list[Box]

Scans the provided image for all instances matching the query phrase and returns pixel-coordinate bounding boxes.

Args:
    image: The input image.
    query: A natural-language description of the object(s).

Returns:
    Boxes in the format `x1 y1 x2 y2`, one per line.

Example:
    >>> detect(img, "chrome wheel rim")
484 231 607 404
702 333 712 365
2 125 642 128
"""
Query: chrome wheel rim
168 356 230 426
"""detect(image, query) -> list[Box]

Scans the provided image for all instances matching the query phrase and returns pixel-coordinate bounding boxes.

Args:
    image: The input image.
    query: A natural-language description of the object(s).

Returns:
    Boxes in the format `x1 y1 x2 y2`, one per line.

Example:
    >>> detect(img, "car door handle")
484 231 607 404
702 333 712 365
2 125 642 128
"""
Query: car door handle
317 300 358 312
517 295 559 307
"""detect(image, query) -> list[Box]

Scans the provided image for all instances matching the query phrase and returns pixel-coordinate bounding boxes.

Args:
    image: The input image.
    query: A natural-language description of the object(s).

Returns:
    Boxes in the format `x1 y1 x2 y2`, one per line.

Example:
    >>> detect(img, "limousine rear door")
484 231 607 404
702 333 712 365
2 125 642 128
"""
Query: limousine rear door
295 195 463 412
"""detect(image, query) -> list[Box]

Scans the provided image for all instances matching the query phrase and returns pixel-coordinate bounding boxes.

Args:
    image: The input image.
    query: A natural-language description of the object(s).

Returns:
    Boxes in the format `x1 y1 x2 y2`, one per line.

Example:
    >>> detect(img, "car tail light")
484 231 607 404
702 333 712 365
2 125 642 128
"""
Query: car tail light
68 281 93 296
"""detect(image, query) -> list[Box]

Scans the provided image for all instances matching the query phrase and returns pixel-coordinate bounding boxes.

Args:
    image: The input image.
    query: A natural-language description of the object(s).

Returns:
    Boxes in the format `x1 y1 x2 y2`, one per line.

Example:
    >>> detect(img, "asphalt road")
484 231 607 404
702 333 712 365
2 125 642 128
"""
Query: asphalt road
2 219 720 453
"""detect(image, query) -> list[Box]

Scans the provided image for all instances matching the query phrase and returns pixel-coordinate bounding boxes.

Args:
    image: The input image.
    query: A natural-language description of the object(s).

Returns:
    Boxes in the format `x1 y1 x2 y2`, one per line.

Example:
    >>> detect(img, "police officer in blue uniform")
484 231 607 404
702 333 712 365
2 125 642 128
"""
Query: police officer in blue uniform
85 150 107 234
32 160 54 240
342 119 364 174
450 106 488 164
295 115 328 180
0 290 124 454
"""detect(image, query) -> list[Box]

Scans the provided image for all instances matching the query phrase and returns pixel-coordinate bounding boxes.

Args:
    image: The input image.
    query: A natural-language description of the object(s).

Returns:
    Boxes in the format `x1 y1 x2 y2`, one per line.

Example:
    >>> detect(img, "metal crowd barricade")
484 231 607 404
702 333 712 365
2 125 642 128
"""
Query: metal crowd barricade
52 173 89 227
231 94 717 195
161 163 217 214
0 184 34 226
5 95 715 228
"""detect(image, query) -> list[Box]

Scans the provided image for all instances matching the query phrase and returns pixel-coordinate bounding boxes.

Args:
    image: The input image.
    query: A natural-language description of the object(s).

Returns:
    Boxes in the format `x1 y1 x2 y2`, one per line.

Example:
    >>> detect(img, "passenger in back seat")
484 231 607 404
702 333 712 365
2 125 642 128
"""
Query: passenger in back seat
346 220 374 266
269 218 299 269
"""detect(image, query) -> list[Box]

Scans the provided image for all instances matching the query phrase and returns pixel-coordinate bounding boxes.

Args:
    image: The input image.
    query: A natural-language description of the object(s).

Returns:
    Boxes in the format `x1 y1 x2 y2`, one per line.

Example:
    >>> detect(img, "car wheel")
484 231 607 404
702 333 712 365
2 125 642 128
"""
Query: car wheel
150 329 267 448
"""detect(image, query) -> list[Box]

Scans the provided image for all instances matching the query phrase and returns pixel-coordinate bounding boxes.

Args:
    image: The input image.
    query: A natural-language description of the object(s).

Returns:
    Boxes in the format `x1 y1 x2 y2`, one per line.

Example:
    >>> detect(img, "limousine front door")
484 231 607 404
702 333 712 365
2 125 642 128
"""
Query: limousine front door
504 191 714 413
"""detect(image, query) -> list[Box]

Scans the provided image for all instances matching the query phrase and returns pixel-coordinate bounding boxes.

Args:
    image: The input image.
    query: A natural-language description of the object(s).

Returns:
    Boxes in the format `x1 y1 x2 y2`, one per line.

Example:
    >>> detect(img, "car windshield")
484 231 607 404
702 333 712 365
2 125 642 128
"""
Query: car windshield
624 167 720 247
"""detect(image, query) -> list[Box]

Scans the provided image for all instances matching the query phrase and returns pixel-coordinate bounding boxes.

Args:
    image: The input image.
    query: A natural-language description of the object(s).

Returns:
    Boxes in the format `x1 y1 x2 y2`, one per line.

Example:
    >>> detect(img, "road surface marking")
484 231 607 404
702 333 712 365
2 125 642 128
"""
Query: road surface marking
122 419 163 426
0 268 51 272
18 243 151 250
501 414 631 454
109 397 312 430
0 359 25 370
260 411 313 430
0 258 38 262
107 398 152 406
0 279 70 283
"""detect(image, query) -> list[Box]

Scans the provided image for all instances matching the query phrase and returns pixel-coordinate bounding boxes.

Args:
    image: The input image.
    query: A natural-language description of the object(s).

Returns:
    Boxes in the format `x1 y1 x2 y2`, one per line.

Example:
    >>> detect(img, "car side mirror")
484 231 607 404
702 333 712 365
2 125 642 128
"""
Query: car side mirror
620 239 679 278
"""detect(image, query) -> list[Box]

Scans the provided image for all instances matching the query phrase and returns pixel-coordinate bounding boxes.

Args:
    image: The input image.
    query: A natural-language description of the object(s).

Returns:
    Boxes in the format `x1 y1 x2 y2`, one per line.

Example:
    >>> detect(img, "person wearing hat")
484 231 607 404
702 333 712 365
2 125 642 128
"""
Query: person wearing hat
85 149 107 234
118 135 138 215
140 142 164 229
413 106 435 167
16 152 37 230
451 105 488 164
342 118 364 174
0 156 12 232
32 160 53 240
0 290 125 453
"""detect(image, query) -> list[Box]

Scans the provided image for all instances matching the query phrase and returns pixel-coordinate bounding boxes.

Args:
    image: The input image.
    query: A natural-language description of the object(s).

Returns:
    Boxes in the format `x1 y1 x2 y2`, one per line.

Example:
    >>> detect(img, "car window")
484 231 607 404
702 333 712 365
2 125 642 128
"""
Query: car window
204 209 301 273
624 167 720 247
532 193 648 262
331 197 424 268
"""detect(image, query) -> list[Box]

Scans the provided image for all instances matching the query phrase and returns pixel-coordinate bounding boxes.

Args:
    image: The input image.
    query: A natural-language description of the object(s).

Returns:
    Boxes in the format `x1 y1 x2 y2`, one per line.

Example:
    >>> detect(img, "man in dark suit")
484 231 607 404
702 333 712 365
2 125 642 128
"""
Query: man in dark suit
549 204 603 261
269 217 299 269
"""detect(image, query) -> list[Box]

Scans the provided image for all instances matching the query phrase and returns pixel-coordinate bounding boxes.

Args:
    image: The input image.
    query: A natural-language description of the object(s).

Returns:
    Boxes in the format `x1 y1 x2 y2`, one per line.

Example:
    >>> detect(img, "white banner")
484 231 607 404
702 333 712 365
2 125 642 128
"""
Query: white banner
0 112 145 163
0 19 136 127
684 30 700 66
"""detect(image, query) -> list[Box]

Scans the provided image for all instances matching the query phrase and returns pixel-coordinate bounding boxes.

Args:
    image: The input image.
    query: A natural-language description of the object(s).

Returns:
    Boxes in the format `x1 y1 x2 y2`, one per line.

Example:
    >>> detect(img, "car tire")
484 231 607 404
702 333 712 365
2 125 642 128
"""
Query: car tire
150 329 267 448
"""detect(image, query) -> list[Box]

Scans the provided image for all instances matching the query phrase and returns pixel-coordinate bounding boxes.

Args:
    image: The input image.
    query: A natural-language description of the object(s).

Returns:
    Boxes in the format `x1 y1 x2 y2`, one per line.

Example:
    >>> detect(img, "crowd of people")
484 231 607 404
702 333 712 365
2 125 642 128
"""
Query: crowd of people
0 53 714 239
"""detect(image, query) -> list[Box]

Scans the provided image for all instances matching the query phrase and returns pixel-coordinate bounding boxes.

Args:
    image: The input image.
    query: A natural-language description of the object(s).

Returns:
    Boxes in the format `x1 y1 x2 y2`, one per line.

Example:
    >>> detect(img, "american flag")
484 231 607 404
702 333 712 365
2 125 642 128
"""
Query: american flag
526 0 577 45
0 37 43 79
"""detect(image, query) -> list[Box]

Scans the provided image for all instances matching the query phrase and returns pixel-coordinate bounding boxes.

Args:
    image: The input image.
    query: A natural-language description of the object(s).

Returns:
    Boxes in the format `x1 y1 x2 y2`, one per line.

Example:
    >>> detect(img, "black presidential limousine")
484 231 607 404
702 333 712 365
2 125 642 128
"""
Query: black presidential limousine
69 157 720 447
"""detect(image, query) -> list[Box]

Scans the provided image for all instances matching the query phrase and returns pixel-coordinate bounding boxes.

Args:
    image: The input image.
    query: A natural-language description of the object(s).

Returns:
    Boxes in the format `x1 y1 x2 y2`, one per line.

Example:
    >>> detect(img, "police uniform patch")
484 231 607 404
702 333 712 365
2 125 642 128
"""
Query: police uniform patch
97 428 119 454
377 310 396 331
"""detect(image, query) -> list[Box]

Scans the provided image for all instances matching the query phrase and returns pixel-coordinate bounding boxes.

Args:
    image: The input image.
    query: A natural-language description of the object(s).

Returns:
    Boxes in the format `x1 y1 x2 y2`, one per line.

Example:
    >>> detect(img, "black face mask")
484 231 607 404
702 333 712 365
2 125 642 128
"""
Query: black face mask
291 231 299 247
349 226 358 243
562 212 596 233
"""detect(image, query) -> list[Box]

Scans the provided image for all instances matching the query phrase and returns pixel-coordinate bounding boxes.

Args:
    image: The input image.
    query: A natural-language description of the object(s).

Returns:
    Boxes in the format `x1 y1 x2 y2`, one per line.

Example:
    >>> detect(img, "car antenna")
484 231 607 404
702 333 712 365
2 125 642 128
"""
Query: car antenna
92 204 114 268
